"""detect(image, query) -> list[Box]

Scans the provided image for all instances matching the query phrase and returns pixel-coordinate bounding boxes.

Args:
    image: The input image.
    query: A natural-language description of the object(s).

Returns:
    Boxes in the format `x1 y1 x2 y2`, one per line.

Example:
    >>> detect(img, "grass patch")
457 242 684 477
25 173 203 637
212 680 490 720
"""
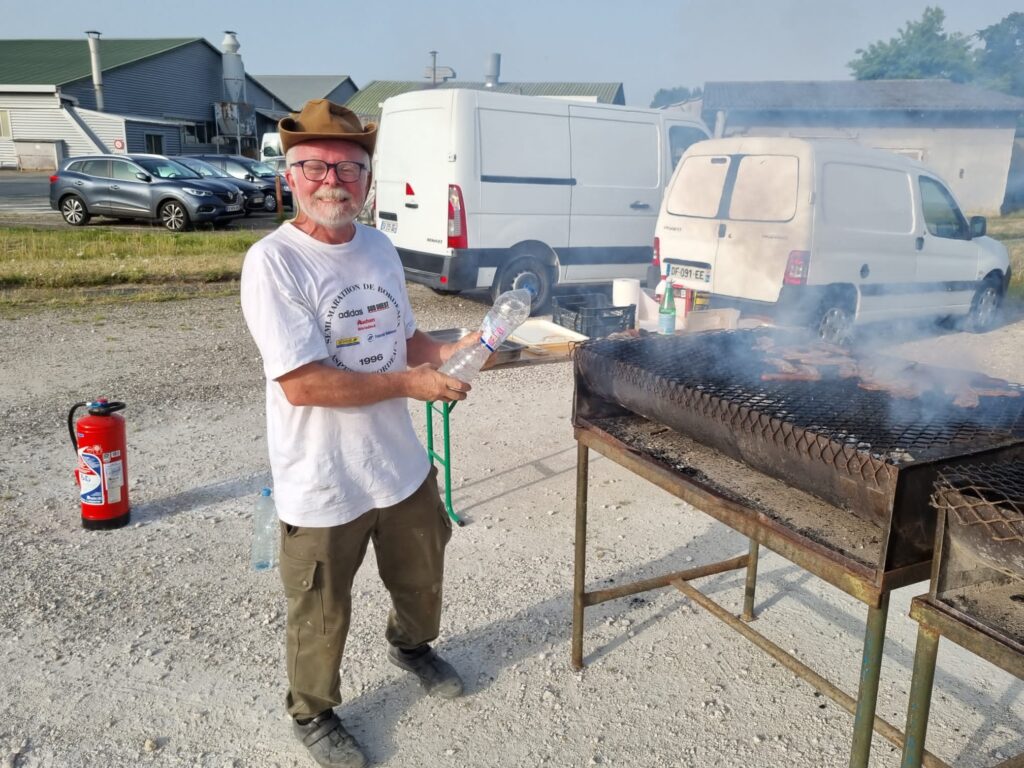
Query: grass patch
0 227 261 290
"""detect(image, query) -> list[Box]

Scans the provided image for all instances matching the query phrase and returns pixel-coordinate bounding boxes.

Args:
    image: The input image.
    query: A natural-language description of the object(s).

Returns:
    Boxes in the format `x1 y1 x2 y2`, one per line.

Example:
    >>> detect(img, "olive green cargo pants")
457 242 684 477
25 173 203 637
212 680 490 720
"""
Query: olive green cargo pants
278 467 452 718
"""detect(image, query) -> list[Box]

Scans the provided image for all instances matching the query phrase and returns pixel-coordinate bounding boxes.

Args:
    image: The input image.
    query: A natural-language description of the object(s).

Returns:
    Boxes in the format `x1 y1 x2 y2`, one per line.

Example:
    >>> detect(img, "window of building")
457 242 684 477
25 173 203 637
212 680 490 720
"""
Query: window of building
181 121 214 145
145 134 164 154
0 110 10 139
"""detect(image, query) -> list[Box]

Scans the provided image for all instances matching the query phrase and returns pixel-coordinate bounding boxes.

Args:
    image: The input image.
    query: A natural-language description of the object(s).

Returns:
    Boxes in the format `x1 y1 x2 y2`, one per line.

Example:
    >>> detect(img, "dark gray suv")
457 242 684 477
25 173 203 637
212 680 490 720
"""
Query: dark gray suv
49 154 245 231
183 154 292 212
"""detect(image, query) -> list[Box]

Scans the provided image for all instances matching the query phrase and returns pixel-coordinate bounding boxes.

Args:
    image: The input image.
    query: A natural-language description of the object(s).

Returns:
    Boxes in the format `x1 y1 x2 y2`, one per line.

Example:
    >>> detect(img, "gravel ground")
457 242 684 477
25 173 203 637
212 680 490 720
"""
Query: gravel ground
2 285 1023 767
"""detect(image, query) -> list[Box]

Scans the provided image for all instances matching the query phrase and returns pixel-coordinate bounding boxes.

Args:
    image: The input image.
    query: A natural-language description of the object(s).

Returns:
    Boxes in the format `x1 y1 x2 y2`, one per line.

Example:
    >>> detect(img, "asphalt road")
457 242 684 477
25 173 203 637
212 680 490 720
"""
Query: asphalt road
0 171 53 214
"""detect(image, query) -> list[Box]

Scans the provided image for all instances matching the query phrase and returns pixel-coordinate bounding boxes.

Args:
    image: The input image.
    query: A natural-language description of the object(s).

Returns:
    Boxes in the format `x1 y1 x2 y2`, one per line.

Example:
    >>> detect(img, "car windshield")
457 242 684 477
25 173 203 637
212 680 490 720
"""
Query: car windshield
247 160 277 176
178 158 229 178
135 157 202 180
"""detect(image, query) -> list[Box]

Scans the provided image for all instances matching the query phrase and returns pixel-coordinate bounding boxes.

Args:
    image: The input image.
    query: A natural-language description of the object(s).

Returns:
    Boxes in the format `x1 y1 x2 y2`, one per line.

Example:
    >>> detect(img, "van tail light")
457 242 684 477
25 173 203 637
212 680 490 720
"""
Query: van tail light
652 236 661 271
49 175 59 184
447 184 467 249
784 250 810 286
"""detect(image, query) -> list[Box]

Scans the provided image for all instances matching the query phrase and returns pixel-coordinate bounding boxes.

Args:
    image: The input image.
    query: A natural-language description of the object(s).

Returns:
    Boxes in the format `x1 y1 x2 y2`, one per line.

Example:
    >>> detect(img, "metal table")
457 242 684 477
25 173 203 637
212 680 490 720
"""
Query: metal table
572 415 947 768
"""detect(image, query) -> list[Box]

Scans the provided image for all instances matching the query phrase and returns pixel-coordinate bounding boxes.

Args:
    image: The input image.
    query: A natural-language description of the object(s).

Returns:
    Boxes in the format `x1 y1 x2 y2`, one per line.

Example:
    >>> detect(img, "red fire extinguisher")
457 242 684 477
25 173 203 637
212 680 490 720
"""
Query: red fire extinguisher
68 398 130 529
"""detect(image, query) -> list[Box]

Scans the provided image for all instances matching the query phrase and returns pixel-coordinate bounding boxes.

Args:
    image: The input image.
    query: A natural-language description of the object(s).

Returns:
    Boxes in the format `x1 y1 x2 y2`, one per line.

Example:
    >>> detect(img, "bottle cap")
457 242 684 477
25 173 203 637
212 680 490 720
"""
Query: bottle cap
261 487 272 496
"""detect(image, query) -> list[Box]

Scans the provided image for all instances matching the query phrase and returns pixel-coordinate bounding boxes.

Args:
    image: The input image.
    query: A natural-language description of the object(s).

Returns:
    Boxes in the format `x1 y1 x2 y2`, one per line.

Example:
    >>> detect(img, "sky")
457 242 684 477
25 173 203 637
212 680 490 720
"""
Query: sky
2 0 1021 107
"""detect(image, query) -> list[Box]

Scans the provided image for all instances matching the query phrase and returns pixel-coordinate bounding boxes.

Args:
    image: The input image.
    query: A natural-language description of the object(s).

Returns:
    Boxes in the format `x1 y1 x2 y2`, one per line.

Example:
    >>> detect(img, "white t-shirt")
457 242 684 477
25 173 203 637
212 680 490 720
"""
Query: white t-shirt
240 222 430 527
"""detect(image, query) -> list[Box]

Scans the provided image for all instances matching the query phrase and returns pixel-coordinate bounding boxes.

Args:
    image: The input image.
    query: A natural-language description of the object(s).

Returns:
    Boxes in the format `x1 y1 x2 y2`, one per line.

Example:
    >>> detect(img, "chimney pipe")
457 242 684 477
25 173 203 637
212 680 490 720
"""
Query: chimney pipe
85 31 104 111
484 53 501 88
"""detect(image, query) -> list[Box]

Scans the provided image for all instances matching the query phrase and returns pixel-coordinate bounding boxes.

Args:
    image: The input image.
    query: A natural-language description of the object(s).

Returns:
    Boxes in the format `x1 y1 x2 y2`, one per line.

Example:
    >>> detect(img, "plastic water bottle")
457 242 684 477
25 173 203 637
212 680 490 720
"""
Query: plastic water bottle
251 487 278 572
439 289 532 383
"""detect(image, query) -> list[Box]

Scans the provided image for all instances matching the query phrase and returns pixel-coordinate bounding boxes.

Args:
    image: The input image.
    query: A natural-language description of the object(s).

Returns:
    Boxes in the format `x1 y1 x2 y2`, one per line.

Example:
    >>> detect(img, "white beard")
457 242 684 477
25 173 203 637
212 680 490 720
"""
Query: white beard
302 189 360 230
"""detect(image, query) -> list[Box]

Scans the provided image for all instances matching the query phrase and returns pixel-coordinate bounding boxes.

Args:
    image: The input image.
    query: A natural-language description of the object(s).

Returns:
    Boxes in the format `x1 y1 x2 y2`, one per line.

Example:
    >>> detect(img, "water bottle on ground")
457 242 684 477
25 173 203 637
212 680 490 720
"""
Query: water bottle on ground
439 289 532 384
251 487 278 572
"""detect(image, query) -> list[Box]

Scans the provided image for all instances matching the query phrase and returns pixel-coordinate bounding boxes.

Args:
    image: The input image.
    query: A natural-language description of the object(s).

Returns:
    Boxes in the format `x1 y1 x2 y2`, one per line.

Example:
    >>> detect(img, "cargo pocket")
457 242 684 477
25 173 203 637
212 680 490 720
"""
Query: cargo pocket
279 549 325 635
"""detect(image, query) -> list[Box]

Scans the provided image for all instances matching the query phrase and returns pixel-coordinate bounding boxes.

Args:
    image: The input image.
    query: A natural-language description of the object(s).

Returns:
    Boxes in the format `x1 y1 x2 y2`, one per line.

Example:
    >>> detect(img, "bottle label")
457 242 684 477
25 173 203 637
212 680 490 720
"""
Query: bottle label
480 317 508 352
658 312 676 335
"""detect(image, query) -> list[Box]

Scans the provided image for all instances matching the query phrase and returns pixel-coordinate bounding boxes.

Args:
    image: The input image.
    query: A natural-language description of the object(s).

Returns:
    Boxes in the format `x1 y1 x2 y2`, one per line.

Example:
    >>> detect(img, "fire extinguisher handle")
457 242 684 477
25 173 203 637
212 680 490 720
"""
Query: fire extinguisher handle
68 401 89 452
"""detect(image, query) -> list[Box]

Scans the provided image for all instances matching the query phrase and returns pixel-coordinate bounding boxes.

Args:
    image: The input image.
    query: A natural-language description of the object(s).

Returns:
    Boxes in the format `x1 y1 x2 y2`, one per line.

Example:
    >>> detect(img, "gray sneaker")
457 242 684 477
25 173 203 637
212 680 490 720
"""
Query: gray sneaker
387 645 464 699
292 710 368 768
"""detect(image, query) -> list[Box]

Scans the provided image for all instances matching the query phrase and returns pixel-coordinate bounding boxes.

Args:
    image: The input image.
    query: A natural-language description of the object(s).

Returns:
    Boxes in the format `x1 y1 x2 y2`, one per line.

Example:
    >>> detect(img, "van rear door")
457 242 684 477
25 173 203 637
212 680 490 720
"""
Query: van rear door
709 153 803 303
375 101 451 256
565 106 662 282
659 152 732 291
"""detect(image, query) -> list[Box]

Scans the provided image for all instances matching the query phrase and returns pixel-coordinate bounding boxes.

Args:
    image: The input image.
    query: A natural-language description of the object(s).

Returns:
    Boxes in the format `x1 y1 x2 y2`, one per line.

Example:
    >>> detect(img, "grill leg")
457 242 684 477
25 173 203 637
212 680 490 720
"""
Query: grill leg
899 626 940 768
572 442 589 671
849 593 890 768
741 539 760 622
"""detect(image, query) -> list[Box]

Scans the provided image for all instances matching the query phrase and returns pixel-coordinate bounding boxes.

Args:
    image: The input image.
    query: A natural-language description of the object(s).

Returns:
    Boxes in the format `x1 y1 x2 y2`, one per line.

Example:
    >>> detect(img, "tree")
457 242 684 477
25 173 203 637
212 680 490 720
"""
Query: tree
848 6 974 82
974 12 1024 97
650 86 702 109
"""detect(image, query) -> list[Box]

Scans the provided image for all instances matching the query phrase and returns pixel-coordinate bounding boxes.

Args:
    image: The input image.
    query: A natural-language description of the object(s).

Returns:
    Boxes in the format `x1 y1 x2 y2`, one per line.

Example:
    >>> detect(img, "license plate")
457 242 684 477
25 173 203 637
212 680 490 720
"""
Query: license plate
226 204 242 212
379 220 398 234
252 196 265 205
669 263 711 284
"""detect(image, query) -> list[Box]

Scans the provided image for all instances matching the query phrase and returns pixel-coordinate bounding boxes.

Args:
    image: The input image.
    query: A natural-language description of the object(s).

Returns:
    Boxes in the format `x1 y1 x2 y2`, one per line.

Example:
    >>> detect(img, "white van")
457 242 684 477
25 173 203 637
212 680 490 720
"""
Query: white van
654 136 1010 342
373 89 710 310
260 132 282 163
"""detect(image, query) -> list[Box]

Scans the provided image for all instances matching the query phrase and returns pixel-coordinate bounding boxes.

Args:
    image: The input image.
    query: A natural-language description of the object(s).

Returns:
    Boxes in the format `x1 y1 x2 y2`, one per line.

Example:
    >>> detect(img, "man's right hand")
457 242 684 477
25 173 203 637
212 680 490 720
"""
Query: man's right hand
404 363 472 403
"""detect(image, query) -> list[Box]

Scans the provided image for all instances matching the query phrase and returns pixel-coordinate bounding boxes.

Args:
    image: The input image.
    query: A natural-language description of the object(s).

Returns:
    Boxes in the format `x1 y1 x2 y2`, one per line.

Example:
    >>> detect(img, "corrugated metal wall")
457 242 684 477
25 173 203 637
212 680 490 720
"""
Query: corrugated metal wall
0 93 102 166
61 40 288 120
125 122 182 155
74 107 126 151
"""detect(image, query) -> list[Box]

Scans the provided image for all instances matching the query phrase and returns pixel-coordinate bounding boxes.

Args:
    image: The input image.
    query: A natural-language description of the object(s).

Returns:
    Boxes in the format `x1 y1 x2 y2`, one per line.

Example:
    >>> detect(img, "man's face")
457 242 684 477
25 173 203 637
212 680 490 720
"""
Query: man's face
285 139 371 231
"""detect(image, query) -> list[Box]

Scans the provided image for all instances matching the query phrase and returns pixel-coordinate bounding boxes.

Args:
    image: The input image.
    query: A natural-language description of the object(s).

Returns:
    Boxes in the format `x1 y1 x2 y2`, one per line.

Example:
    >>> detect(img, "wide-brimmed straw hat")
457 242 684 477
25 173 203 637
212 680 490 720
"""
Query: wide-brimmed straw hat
278 100 377 156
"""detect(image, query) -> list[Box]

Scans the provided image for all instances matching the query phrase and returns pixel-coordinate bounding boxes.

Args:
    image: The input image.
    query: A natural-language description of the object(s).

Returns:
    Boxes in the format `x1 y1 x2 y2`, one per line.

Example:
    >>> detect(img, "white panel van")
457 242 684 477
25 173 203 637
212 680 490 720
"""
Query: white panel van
654 137 1010 342
373 89 709 311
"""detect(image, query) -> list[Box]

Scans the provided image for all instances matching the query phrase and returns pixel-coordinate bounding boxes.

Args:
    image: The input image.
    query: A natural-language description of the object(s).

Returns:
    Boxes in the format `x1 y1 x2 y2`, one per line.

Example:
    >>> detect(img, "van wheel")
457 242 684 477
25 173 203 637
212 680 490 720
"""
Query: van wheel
816 304 854 346
495 257 552 314
965 277 1003 333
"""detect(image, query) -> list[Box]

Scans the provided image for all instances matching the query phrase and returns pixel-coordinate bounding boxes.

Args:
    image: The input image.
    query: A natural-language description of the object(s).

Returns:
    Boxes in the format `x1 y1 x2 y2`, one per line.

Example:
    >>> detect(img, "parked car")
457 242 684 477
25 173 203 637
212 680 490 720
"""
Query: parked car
653 136 1011 342
183 154 291 212
49 154 245 231
174 156 266 215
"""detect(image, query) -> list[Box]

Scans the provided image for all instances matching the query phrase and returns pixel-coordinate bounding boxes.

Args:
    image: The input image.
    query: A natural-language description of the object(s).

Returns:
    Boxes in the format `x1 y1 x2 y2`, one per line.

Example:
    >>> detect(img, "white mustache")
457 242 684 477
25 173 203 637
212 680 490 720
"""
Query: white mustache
312 189 352 203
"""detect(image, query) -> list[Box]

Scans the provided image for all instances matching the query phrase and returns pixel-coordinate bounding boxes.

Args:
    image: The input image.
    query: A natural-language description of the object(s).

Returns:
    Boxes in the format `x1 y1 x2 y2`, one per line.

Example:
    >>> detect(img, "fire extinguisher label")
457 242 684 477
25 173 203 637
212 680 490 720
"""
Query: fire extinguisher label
105 460 123 503
78 449 105 506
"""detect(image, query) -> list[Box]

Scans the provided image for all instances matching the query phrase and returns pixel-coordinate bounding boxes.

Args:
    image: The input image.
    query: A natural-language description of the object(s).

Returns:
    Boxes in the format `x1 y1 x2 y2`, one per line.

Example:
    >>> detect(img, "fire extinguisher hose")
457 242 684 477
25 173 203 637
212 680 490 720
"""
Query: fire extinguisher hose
68 402 89 452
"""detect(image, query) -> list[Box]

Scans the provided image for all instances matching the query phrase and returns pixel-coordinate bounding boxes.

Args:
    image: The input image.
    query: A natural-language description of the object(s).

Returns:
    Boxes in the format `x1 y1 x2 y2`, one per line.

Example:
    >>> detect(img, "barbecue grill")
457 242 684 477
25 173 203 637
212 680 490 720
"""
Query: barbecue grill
570 329 1024 768
900 461 1024 768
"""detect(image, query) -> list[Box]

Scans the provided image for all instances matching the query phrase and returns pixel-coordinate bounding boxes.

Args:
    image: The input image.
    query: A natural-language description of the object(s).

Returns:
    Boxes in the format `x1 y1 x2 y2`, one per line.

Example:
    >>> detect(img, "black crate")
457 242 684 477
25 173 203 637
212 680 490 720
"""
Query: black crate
552 294 636 338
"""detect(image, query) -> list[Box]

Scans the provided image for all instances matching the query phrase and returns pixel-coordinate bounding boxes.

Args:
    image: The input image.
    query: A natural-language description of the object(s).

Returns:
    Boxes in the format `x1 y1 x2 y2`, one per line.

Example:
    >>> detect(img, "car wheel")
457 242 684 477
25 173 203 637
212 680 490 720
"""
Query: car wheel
263 194 278 213
816 303 854 346
160 201 190 232
965 277 1003 333
494 257 552 314
60 195 90 226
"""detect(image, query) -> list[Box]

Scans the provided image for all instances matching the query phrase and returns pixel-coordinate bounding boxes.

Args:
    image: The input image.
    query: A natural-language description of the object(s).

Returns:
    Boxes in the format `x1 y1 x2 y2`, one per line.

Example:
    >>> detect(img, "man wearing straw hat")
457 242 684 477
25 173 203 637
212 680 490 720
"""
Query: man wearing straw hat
240 100 475 768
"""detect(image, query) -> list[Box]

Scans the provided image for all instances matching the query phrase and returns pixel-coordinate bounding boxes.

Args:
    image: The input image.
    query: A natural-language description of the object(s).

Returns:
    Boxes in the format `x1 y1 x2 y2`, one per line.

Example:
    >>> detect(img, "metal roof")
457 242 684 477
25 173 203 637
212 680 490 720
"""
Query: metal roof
703 80 1024 113
0 38 204 85
250 75 355 111
346 80 626 121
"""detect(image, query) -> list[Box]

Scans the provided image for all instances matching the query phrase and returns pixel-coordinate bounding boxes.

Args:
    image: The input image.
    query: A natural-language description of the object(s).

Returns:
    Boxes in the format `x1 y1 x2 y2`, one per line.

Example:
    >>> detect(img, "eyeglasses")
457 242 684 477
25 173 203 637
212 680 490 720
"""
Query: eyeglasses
289 159 368 183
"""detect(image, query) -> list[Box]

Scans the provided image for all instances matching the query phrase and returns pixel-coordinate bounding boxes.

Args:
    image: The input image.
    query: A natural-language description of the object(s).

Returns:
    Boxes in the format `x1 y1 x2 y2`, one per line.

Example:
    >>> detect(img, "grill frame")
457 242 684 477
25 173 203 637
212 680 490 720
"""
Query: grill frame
573 330 1024 589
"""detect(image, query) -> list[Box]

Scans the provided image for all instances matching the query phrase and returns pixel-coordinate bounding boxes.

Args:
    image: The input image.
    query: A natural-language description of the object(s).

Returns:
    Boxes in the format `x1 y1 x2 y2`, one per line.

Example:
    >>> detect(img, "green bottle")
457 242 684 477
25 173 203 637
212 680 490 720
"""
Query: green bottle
658 282 676 335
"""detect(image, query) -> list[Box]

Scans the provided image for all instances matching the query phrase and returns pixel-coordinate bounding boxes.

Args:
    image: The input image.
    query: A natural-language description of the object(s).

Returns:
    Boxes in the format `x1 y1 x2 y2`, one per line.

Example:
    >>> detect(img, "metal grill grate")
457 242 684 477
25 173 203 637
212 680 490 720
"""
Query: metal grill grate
580 330 1024 462
932 462 1024 544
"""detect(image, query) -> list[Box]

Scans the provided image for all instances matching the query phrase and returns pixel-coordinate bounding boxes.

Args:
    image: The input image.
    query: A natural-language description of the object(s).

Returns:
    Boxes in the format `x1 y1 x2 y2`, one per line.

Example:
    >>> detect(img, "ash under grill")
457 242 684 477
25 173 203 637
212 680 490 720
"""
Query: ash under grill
573 329 1024 580
931 461 1024 646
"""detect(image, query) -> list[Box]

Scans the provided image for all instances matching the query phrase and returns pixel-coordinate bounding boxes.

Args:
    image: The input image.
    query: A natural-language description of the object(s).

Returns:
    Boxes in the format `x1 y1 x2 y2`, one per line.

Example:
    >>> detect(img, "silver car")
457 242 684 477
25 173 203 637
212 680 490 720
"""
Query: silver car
49 154 245 231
